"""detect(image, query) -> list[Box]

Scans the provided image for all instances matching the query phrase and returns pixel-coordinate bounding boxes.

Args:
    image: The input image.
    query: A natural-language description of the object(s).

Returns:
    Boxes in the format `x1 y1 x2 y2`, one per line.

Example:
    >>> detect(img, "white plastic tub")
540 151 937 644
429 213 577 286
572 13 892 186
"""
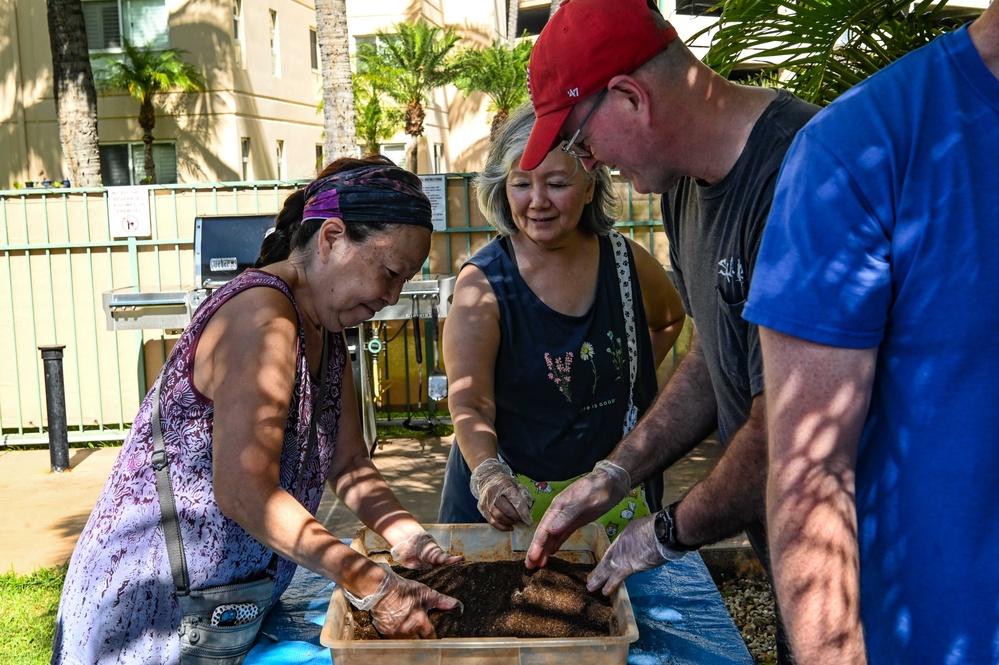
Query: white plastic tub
320 523 639 665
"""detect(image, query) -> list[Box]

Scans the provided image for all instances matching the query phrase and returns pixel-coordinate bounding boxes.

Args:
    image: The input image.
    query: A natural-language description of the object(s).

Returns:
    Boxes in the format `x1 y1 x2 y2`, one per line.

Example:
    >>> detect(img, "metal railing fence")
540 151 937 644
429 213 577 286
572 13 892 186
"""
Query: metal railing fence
1 176 666 445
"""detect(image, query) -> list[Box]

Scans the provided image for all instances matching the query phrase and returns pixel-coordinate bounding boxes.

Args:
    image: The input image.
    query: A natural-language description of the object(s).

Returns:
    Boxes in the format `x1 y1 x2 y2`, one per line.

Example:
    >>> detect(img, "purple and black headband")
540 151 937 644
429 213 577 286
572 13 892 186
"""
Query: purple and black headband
302 164 433 231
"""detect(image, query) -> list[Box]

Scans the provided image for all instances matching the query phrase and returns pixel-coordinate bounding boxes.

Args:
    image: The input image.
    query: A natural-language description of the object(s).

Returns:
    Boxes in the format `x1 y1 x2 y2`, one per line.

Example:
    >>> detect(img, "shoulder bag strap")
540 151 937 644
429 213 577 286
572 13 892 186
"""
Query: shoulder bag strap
151 377 191 596
610 231 639 436
151 329 331 593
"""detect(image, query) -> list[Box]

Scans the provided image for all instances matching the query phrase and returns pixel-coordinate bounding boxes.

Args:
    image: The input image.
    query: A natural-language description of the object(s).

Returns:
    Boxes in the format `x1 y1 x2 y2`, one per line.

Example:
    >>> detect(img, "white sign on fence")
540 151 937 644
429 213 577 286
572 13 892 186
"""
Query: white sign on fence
108 186 152 239
418 175 448 232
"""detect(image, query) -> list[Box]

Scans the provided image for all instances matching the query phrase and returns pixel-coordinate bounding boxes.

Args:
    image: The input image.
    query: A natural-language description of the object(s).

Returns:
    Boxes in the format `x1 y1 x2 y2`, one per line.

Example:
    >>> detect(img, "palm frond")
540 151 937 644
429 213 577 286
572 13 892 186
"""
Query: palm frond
453 37 532 114
373 21 462 106
352 67 404 151
700 0 965 104
95 39 207 104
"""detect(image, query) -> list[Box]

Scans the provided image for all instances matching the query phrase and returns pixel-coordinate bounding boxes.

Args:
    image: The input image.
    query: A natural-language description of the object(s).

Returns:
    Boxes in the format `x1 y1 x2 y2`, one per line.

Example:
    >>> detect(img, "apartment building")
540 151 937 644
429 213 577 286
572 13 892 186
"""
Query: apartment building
1 0 496 187
0 0 988 188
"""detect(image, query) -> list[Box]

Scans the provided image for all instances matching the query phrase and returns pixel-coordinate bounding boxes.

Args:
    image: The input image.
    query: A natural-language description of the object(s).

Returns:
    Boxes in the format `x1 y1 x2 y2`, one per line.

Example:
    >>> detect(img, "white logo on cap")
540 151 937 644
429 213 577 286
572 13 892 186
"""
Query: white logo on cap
567 87 579 97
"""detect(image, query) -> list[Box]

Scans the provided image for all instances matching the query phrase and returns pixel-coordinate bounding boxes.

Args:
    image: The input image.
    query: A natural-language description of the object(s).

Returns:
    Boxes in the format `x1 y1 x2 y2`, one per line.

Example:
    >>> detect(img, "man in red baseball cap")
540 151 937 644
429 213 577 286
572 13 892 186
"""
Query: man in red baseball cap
522 2 818 663
520 0 678 172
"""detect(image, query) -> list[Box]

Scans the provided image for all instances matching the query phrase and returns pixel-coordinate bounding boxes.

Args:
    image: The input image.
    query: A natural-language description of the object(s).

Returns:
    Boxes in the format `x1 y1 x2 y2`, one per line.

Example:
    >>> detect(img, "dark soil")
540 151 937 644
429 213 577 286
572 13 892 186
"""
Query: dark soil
351 558 617 640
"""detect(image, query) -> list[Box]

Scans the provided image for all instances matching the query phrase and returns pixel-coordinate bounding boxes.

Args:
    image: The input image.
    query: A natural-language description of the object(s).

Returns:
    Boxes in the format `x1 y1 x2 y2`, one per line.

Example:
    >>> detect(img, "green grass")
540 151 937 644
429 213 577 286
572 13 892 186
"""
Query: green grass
0 564 66 665
0 418 448 664
376 422 454 439
373 411 453 439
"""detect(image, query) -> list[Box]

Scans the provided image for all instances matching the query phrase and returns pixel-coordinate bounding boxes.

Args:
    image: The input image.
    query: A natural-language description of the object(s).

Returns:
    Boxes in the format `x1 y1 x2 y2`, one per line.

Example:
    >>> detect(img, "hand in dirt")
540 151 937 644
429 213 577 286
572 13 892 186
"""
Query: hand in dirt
525 460 631 569
470 458 534 530
347 566 461 639
391 530 463 570
586 513 684 596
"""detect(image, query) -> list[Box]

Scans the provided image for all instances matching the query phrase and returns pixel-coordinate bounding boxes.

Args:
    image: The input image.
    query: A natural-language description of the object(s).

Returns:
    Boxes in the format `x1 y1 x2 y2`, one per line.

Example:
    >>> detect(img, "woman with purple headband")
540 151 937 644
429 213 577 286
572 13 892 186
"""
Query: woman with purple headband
54 156 461 665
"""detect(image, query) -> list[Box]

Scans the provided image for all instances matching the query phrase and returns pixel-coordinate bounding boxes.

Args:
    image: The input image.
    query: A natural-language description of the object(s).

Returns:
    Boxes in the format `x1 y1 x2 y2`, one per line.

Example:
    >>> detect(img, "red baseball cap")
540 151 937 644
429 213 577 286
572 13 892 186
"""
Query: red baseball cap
522 0 678 171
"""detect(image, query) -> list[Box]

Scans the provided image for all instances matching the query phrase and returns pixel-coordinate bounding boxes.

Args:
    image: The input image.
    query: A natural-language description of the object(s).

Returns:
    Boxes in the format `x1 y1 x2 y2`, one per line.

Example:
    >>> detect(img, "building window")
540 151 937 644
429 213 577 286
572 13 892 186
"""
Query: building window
83 0 168 52
99 142 178 186
275 140 285 180
310 28 320 71
232 0 245 68
515 4 551 37
241 137 251 181
433 143 445 174
270 9 281 77
354 34 397 74
354 35 375 74
675 0 722 17
315 144 324 175
381 144 406 171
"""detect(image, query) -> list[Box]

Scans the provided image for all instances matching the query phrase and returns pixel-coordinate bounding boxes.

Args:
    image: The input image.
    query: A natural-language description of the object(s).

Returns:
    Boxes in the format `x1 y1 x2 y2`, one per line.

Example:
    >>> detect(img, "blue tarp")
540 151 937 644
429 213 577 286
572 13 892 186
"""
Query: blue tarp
626 556 752 664
245 552 752 665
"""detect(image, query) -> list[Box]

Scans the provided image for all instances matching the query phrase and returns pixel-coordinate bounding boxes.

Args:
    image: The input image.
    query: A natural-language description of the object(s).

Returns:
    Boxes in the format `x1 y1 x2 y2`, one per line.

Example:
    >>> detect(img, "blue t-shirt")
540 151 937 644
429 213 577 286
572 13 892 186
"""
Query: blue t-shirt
745 26 999 664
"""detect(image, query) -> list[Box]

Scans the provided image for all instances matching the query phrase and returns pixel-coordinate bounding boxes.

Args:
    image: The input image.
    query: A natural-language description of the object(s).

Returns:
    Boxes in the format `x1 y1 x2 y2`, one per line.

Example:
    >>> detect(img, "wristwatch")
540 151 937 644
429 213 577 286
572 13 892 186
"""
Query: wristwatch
653 501 698 552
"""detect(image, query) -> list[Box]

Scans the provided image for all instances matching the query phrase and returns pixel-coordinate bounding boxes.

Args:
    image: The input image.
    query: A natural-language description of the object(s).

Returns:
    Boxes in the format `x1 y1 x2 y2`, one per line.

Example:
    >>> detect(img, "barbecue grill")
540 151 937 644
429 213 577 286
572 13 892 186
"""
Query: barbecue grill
102 213 455 448
103 214 278 332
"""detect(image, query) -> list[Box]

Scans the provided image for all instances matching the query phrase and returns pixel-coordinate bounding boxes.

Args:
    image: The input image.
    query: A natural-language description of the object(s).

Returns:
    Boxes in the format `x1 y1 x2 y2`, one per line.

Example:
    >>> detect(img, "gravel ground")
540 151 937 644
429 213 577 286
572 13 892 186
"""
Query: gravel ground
717 574 778 665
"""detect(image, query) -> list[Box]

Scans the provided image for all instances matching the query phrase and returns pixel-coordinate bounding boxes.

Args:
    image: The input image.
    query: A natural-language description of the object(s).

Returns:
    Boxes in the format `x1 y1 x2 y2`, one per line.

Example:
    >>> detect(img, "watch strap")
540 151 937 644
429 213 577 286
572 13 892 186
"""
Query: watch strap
656 501 698 553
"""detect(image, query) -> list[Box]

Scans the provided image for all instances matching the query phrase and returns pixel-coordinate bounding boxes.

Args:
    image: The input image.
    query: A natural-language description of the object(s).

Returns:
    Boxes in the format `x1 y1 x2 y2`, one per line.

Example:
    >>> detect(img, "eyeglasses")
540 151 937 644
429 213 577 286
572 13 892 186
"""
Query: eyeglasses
561 88 608 160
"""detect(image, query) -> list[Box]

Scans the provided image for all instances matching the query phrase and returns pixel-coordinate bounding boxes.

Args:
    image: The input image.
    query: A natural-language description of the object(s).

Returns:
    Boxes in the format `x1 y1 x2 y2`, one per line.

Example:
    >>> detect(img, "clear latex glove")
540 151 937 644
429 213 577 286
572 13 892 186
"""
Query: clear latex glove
586 512 685 596
390 530 463 570
469 458 534 529
526 460 632 569
343 564 462 639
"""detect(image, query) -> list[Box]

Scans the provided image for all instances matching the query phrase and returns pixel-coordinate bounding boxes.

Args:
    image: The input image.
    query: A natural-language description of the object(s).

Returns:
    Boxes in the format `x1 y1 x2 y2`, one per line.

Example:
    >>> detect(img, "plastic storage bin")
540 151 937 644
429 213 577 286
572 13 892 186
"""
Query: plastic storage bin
320 523 639 664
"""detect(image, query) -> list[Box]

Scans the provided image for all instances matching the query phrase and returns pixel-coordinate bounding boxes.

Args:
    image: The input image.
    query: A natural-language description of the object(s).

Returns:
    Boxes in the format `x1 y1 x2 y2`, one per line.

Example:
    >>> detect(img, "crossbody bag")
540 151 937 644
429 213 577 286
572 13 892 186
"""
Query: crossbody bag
151 331 329 664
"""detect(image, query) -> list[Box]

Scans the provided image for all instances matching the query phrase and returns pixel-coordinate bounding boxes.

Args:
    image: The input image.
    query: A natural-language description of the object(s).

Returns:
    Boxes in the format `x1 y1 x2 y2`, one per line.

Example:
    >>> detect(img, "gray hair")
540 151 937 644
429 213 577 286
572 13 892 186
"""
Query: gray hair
474 102 619 236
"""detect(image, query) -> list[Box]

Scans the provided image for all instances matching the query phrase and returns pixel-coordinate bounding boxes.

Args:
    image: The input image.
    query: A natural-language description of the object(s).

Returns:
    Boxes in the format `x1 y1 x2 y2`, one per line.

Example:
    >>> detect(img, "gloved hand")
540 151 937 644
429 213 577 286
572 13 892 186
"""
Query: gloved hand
586 512 686 596
390 530 463 570
470 458 534 530
525 459 632 569
343 564 462 639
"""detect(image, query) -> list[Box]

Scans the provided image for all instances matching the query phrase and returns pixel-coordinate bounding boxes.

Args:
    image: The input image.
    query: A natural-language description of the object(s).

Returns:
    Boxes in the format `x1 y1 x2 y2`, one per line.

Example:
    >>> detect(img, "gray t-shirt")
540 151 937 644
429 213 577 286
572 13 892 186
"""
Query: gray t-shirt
662 90 819 443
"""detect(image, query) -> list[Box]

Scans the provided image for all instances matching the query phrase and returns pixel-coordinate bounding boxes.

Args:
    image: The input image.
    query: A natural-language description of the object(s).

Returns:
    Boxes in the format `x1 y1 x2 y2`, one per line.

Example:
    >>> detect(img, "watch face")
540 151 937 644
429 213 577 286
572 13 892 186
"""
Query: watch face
654 510 668 542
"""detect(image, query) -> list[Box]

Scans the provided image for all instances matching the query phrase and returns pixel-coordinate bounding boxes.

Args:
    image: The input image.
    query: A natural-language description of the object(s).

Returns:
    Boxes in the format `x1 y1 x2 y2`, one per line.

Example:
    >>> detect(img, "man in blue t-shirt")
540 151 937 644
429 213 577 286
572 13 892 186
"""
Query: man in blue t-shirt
743 4 999 663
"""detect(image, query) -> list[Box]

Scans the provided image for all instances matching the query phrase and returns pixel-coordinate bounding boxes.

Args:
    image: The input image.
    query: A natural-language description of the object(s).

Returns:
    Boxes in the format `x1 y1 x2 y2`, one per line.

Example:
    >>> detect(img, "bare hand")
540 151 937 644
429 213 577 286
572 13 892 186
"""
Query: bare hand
525 460 631 569
390 530 463 570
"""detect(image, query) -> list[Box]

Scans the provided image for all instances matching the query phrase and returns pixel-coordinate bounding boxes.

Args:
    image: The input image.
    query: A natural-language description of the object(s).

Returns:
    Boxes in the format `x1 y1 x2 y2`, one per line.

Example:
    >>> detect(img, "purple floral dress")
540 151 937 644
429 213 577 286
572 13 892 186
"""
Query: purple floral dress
52 270 346 664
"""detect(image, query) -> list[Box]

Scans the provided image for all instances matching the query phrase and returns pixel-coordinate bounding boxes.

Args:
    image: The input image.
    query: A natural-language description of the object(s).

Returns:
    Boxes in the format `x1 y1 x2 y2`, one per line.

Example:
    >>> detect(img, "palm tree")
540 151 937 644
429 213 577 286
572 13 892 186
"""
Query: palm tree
353 83 404 157
315 0 357 163
362 21 462 172
95 39 206 184
46 0 102 186
454 38 532 141
700 0 972 106
353 44 404 156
